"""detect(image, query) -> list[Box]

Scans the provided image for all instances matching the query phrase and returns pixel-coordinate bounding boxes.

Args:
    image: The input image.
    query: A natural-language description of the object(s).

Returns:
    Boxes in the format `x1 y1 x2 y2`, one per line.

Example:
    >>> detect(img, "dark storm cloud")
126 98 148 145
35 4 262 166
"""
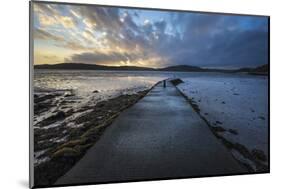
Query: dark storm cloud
66 52 127 64
51 4 268 68
152 13 268 68
164 29 268 68
207 29 268 67
154 20 167 34
122 12 139 32
64 7 167 66
73 6 123 32
65 51 146 65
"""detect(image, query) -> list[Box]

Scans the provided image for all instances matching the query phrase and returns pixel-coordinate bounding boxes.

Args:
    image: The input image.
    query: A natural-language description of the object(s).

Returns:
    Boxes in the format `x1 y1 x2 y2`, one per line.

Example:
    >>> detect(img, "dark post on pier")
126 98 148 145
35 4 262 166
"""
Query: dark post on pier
163 80 166 88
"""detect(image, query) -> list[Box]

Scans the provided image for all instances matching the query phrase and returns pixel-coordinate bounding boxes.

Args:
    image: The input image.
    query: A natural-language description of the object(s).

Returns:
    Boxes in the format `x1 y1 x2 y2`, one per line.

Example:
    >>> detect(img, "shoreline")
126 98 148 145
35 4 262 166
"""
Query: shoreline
34 68 269 77
34 85 157 186
171 78 269 173
33 77 268 186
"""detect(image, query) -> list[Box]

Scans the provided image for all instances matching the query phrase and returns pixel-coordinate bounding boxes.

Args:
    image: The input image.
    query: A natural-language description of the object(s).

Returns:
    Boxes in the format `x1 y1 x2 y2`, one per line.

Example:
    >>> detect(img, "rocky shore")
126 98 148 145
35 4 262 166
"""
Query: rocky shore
171 78 268 173
34 89 150 186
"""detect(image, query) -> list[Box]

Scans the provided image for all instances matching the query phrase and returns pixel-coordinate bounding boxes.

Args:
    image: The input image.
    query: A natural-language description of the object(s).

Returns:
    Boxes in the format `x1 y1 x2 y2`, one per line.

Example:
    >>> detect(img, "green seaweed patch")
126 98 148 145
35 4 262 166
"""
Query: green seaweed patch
252 149 267 162
52 138 88 153
50 114 120 167
74 143 93 153
34 88 152 186
52 147 79 159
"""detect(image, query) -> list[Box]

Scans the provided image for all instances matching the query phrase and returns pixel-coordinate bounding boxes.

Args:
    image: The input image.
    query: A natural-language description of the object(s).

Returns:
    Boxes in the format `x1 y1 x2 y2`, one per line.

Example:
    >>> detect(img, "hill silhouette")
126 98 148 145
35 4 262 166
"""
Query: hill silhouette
34 63 268 75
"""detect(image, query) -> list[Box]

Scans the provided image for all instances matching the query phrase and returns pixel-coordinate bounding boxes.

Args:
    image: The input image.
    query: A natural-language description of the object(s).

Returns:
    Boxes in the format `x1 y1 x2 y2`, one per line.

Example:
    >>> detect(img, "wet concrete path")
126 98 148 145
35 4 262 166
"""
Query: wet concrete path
56 81 246 185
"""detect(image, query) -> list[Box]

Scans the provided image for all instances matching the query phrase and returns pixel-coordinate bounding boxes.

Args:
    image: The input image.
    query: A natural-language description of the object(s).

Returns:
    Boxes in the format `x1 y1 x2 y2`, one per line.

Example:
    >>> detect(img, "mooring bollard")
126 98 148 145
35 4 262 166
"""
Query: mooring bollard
163 80 166 88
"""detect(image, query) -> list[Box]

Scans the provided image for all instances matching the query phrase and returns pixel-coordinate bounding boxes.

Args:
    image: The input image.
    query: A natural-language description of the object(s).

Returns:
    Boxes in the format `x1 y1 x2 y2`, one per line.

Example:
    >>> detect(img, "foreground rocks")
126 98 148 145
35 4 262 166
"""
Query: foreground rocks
34 89 150 187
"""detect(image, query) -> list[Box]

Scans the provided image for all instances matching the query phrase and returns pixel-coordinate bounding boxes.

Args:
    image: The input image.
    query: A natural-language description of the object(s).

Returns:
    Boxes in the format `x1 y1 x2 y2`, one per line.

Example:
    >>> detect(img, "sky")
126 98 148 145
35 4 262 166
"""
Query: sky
33 2 269 69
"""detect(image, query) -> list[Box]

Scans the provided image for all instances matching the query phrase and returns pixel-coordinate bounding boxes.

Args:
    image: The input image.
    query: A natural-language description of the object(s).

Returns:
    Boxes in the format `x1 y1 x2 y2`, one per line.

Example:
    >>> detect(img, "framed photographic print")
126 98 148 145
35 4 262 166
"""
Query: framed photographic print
29 0 269 188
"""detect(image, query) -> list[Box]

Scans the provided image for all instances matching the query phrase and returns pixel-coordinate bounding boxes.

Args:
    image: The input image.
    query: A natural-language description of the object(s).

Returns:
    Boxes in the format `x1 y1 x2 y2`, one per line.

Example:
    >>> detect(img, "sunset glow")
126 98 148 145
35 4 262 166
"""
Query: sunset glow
33 2 268 68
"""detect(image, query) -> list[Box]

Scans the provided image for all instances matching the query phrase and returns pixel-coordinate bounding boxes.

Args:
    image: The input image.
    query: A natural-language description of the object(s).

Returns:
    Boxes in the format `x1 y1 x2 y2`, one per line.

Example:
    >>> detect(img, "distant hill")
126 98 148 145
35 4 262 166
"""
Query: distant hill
234 64 268 75
159 65 203 72
34 63 269 75
34 63 155 71
34 63 205 72
252 64 268 73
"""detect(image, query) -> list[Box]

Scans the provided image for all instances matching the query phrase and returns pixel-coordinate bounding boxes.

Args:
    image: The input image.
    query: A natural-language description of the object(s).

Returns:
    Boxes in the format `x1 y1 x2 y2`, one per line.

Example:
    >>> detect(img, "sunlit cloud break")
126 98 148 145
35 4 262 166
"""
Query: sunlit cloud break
33 2 268 69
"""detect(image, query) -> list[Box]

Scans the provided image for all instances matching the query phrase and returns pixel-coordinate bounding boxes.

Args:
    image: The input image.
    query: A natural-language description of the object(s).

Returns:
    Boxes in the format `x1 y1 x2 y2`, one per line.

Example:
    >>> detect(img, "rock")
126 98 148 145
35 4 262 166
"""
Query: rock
228 129 238 135
74 143 93 153
97 116 103 120
65 93 74 97
211 126 226 132
34 103 50 114
215 120 223 125
252 149 267 161
220 137 233 149
92 90 99 93
55 111 66 119
37 111 66 126
97 102 105 108
34 94 59 103
58 139 86 149
259 116 265 120
233 143 251 159
52 147 79 159
33 90 149 186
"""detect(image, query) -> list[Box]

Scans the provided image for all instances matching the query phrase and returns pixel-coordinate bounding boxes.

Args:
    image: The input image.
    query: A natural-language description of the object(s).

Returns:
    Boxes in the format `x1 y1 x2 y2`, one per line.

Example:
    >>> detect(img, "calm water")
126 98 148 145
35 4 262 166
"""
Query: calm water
33 69 267 166
34 70 168 98
34 69 263 97
33 69 267 131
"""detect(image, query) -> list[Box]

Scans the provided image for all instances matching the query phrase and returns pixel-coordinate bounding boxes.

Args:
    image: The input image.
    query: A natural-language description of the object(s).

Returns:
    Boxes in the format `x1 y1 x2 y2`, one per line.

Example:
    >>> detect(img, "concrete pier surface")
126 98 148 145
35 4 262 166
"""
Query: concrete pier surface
56 80 246 185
